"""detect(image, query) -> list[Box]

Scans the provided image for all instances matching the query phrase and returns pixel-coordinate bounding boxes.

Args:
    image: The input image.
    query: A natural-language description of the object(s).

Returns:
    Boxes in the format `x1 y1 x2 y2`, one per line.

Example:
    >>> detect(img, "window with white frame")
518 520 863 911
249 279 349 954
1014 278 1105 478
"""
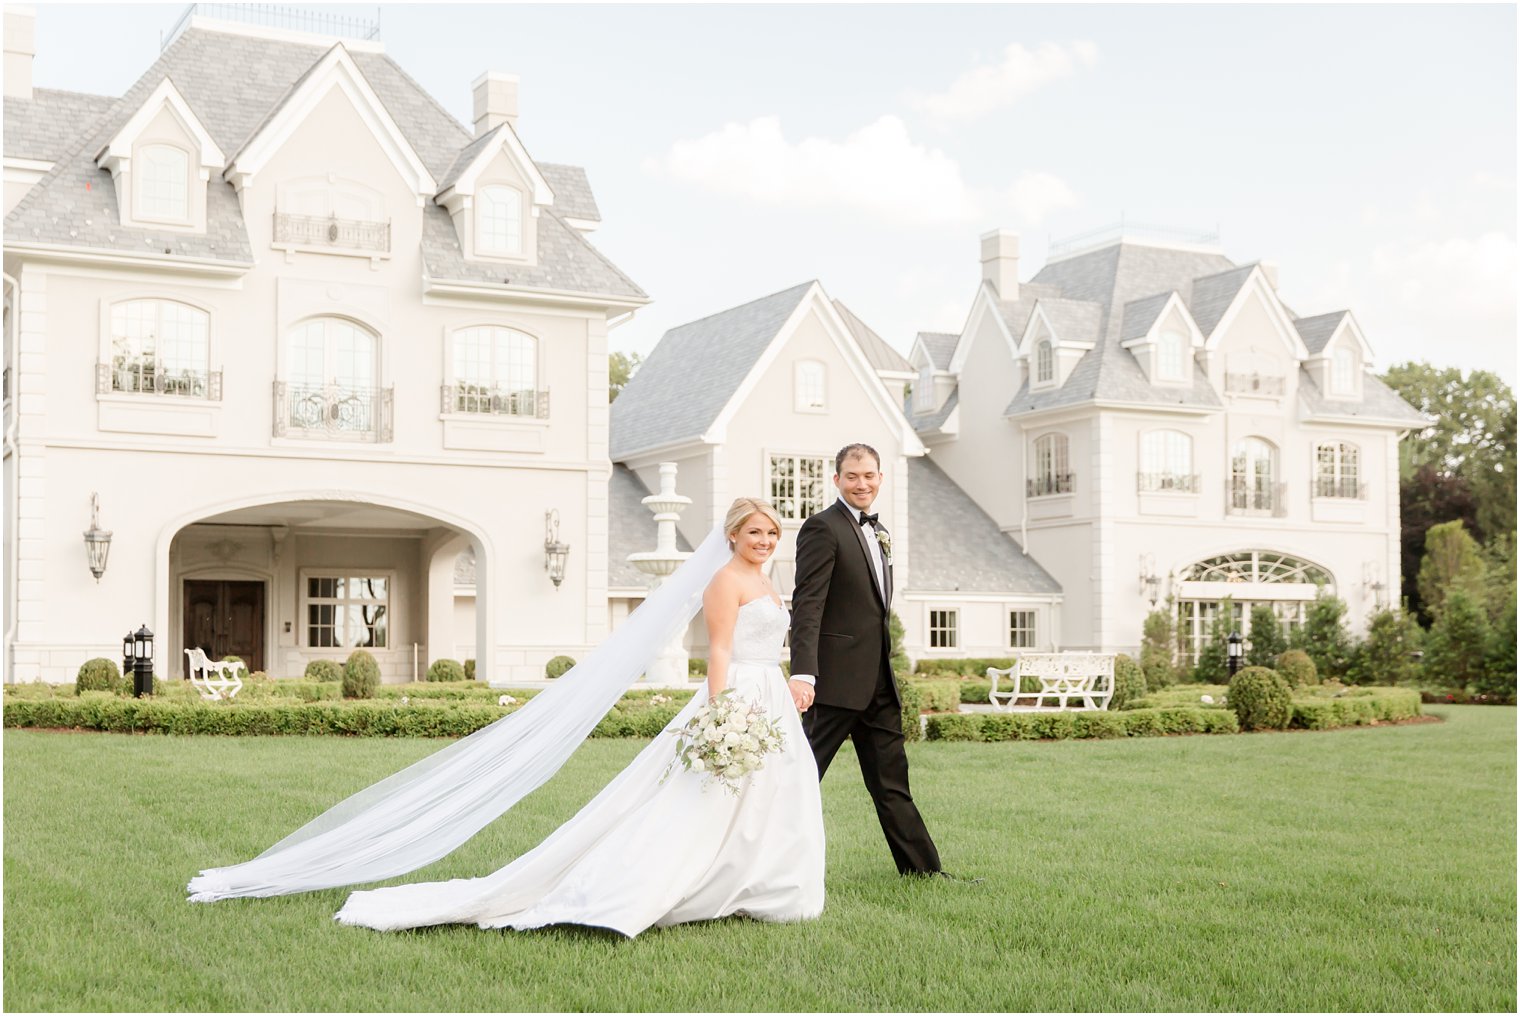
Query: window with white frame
1009 609 1036 648
1332 347 1356 395
929 609 959 649
1158 329 1188 381
283 317 381 437
137 144 189 221
794 360 826 412
305 573 389 648
1030 432 1072 496
477 185 523 255
452 325 540 416
1315 442 1361 499
915 362 934 413
1035 340 1054 384
108 299 211 397
1229 436 1279 513
769 454 829 521
1139 429 1196 492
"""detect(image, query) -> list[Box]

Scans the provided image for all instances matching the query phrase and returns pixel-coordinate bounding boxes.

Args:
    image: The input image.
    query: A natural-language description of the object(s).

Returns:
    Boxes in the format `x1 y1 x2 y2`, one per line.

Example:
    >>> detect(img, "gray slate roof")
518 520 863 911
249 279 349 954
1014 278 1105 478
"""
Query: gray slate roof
4 27 635 297
610 281 814 459
834 299 912 373
916 331 960 369
1118 291 1173 343
539 162 601 222
3 87 114 161
910 387 958 433
1188 264 1256 336
1032 297 1103 347
607 464 694 589
1297 366 1427 425
907 457 1061 595
1293 311 1349 355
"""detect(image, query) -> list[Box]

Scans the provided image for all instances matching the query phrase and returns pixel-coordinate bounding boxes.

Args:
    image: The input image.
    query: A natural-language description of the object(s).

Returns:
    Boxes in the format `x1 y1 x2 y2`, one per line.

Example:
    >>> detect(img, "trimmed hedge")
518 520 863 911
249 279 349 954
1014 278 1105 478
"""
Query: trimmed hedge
925 707 1240 742
1276 649 1318 687
904 679 961 713
1229 666 1294 731
1291 689 1421 729
76 658 123 695
898 680 923 742
545 655 576 679
913 657 1016 677
342 650 380 699
303 659 342 682
1111 654 1146 711
426 658 466 683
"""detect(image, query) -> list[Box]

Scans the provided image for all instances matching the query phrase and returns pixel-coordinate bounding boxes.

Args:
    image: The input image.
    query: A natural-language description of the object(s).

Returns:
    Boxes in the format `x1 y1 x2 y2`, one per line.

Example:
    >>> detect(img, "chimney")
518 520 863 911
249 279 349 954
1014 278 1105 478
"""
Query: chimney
4 5 35 101
472 71 518 137
980 228 1019 299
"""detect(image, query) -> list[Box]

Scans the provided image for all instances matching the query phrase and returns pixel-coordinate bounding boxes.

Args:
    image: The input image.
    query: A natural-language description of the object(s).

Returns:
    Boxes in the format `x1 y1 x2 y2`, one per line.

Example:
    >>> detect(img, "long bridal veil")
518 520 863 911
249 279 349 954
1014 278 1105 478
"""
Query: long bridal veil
188 526 730 902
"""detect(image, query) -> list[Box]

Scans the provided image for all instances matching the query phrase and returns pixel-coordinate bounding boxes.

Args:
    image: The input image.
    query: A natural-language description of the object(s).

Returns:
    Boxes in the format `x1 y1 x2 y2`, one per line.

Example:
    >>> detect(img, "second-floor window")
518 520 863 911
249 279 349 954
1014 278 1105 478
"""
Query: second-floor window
1158 330 1187 381
1230 436 1279 514
1332 347 1356 395
107 298 211 397
769 453 828 521
1139 430 1196 492
915 362 934 413
1035 340 1054 384
1030 432 1072 497
137 144 189 221
281 317 386 439
451 325 541 417
1315 442 1362 499
794 360 826 412
477 185 523 255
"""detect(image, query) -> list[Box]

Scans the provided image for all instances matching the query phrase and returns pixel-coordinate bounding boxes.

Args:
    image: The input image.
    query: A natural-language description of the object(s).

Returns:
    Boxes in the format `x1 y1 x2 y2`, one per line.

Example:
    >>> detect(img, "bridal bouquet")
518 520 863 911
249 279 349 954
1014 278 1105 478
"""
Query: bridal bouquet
666 691 785 795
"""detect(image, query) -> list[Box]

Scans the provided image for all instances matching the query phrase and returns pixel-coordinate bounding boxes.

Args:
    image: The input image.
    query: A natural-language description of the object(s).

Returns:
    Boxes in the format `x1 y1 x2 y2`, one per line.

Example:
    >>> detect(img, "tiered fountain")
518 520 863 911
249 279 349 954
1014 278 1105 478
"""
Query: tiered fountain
627 462 694 687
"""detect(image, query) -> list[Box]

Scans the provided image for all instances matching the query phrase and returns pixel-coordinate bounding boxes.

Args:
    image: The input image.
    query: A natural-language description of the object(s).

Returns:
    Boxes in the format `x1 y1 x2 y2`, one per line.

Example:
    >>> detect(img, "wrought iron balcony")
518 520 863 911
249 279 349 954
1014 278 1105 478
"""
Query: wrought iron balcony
1314 477 1368 500
1226 479 1287 517
273 211 391 254
274 382 393 442
1026 472 1075 497
97 360 222 399
441 384 550 419
1224 371 1286 396
1137 471 1200 493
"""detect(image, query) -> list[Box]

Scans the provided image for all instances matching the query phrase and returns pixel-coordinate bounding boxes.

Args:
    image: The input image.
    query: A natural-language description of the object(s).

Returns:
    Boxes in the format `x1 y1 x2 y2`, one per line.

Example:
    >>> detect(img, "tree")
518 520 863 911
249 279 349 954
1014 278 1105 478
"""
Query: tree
1416 520 1489 620
1423 588 1493 692
1291 588 1355 680
1140 609 1179 689
1245 605 1287 668
608 351 643 402
1191 598 1234 684
1479 589 1517 700
1398 465 1479 618
1345 606 1423 687
1380 362 1514 487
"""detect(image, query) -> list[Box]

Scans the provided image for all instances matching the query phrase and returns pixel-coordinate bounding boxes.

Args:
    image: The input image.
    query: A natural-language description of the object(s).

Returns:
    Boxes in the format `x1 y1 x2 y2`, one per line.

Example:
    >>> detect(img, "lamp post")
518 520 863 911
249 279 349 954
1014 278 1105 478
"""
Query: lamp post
543 509 570 590
131 623 154 698
122 630 135 685
1227 630 1243 677
83 493 112 582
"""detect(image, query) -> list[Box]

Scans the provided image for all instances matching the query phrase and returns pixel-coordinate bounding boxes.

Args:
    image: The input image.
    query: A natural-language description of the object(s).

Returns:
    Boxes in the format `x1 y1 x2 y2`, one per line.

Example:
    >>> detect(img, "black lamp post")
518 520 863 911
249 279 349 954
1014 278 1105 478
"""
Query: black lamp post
122 630 135 685
1227 630 1244 677
131 623 154 698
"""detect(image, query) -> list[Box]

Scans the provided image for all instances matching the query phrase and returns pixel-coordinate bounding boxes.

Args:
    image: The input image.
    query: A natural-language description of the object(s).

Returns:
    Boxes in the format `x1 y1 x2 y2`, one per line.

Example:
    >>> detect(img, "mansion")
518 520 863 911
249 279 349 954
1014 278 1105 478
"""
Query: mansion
2 8 1424 684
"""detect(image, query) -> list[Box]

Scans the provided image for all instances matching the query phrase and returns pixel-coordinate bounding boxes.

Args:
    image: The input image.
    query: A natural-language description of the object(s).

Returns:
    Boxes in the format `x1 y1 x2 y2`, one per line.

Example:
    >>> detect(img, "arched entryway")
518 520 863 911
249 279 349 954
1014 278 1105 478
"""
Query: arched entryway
1173 550 1335 663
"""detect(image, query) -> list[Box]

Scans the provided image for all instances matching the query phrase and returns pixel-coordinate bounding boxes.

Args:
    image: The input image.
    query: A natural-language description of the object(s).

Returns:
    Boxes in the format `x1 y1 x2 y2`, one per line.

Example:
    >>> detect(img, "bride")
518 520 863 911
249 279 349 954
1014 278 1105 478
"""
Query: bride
189 498 825 937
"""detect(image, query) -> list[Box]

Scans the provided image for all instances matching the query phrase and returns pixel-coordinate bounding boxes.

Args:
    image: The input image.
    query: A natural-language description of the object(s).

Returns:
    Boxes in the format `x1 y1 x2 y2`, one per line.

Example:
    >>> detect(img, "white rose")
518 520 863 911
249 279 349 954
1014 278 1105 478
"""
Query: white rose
690 757 706 772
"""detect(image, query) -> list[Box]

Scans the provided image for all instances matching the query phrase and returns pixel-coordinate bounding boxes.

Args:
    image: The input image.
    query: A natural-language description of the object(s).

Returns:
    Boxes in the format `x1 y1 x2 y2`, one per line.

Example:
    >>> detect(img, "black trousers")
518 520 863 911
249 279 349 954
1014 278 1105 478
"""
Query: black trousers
803 663 941 875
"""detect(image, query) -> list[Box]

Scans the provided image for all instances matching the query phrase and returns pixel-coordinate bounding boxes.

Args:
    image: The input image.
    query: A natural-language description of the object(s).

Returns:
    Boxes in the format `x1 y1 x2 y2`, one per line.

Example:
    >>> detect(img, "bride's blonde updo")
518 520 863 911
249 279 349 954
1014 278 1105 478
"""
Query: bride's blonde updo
724 497 782 547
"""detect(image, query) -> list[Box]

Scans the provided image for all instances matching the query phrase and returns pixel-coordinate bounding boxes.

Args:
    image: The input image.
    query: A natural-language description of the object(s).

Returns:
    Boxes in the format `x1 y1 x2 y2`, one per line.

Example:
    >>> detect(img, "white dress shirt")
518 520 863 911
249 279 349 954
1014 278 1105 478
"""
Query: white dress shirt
792 497 885 688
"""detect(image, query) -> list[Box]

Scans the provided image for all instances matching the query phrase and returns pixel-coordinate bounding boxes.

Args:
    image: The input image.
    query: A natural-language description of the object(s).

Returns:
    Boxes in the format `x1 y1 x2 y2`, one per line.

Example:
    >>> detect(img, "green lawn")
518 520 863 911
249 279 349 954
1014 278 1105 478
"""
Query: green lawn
4 707 1514 1012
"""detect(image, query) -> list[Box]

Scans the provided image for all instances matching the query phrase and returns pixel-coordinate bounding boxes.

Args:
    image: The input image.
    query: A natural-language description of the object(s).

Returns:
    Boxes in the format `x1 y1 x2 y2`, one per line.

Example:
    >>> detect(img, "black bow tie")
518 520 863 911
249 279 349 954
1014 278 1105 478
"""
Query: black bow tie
859 513 879 526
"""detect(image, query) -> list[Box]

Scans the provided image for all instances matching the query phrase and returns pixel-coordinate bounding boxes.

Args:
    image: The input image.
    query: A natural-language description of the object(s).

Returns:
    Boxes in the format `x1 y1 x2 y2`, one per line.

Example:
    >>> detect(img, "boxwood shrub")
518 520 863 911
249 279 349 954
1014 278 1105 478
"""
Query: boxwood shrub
913 657 1016 678
898 679 923 742
75 658 123 695
426 658 466 683
1110 654 1146 711
1275 649 1318 687
1229 666 1294 730
1291 688 1421 729
342 650 380 699
304 659 342 682
923 707 1239 742
545 655 576 679
903 679 960 713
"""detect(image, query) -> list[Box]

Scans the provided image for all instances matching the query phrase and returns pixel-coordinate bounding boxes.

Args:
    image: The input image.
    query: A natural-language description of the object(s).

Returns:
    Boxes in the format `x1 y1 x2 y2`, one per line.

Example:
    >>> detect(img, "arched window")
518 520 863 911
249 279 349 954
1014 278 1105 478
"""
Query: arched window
1332 347 1356 395
1035 340 1054 384
452 325 540 416
1158 330 1188 381
1175 550 1336 664
1139 430 1195 492
1229 437 1279 514
794 359 826 412
137 144 189 221
108 299 210 397
284 318 380 437
1030 432 1071 496
1315 442 1362 499
477 185 523 255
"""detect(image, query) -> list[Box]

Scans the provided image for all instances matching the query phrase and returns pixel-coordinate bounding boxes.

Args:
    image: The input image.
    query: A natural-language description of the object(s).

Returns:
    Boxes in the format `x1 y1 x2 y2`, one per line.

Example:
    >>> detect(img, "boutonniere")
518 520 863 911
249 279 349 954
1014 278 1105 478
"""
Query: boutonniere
875 529 892 561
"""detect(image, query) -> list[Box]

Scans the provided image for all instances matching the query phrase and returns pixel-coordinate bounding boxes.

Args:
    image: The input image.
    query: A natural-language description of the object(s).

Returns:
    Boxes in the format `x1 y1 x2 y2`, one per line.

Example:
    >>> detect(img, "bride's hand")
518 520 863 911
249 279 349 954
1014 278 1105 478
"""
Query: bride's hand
788 679 814 713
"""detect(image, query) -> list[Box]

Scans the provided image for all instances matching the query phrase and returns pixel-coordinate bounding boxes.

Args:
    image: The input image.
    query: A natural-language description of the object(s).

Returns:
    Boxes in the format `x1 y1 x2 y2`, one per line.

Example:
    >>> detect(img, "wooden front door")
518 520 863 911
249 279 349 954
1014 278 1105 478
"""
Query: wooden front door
183 580 265 675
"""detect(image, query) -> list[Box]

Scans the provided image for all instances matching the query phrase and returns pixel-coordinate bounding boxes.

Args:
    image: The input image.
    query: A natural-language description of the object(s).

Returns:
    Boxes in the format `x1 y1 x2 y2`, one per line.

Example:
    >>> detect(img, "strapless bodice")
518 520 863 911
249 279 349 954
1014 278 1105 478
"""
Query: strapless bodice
731 597 789 666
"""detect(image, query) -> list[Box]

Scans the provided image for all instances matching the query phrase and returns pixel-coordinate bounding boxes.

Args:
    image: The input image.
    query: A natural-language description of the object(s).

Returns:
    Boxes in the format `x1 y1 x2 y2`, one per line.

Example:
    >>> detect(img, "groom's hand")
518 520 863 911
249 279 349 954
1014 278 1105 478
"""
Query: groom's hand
788 679 815 713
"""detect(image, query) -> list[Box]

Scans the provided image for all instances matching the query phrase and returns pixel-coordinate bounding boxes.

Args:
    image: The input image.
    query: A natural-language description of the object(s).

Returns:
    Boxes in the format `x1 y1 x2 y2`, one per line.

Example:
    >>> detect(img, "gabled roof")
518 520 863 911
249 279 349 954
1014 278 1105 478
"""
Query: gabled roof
834 300 912 374
1297 366 1427 426
607 465 695 590
3 88 114 162
910 387 959 432
915 331 960 370
1118 291 1173 343
96 75 225 174
610 282 816 459
433 120 552 206
538 163 600 222
1022 297 1102 352
1188 264 1256 335
1294 311 1350 355
907 457 1061 595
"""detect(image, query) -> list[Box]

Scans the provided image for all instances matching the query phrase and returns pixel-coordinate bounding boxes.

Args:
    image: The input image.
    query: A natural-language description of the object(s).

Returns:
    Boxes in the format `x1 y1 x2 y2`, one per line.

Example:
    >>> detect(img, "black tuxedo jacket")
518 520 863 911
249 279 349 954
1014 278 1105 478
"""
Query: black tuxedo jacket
789 500 896 711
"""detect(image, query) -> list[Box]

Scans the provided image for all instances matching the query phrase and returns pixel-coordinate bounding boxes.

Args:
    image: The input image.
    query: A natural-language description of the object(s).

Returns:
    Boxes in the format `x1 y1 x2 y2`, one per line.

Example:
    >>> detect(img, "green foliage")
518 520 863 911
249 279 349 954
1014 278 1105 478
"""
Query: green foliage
1275 649 1318 687
75 658 123 695
924 706 1238 741
1246 605 1287 667
958 679 993 704
1191 598 1233 684
303 659 342 682
1478 588 1517 699
1292 588 1355 680
1345 607 1423 686
545 655 576 679
425 658 466 683
903 679 960 713
1228 666 1293 731
1382 362 1515 483
341 650 380 700
1110 653 1146 711
1418 520 1489 619
1290 688 1422 729
1126 684 1230 711
888 610 910 676
898 680 923 742
463 659 476 681
1423 588 1494 692
1140 609 1181 689
607 350 643 402
688 658 707 678
912 657 1016 677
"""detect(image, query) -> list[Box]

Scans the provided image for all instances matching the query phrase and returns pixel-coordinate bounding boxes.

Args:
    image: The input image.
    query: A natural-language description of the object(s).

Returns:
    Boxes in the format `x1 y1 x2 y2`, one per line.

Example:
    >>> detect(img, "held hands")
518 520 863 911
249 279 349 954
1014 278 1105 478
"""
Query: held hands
788 679 815 713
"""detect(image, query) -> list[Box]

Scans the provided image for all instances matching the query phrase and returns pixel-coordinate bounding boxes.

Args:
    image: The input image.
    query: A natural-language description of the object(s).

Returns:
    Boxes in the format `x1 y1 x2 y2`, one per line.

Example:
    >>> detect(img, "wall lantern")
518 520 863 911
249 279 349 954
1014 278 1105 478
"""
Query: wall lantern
544 509 570 589
1138 554 1160 606
1227 630 1244 676
83 492 112 582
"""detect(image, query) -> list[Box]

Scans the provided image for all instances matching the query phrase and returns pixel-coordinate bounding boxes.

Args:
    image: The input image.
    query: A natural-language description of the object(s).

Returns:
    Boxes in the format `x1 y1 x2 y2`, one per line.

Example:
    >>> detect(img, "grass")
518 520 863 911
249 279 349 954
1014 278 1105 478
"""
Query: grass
3 706 1514 1012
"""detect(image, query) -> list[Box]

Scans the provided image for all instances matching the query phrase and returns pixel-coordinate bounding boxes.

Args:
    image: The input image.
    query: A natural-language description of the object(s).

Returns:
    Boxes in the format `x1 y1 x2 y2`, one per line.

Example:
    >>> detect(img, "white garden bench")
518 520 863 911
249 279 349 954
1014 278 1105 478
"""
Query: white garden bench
987 653 1116 712
184 647 245 701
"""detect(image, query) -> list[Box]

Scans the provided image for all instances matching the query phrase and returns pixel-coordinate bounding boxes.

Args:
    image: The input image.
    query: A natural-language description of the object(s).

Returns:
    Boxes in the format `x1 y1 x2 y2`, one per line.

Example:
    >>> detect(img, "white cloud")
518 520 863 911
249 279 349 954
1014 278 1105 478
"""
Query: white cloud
1004 171 1080 225
909 41 1099 121
645 114 980 224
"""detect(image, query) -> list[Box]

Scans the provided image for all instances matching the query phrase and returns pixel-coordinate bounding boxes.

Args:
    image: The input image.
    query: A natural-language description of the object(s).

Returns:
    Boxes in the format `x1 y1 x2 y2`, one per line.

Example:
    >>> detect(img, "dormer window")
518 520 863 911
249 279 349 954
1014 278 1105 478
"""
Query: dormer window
1332 347 1356 395
915 363 934 413
136 144 189 222
477 185 523 255
1158 330 1187 381
794 360 826 412
1035 340 1054 384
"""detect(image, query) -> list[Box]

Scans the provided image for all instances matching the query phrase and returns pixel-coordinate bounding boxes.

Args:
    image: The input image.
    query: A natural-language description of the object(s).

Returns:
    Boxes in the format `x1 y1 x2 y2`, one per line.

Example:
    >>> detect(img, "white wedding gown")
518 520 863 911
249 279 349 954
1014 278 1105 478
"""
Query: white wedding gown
334 597 825 937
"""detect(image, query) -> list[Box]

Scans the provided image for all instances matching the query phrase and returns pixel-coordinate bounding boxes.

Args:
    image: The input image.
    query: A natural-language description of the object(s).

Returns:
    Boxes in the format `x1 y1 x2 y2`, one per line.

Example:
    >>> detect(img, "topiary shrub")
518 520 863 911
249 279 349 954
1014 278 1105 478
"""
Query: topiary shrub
1110 653 1146 711
426 658 466 683
75 658 122 695
464 658 476 681
304 659 342 682
342 649 380 699
1140 610 1181 689
544 655 576 679
1228 666 1293 731
897 679 924 742
1275 649 1318 687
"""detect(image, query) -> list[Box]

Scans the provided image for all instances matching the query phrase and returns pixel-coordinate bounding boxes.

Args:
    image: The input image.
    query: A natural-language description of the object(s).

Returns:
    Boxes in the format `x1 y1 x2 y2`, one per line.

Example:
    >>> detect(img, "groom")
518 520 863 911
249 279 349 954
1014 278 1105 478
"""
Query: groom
788 443 942 876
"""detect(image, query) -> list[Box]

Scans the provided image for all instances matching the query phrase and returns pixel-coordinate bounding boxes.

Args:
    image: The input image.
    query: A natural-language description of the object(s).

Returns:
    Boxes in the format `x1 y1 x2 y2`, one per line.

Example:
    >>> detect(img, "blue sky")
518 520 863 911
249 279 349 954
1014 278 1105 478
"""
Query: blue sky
29 3 1518 382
